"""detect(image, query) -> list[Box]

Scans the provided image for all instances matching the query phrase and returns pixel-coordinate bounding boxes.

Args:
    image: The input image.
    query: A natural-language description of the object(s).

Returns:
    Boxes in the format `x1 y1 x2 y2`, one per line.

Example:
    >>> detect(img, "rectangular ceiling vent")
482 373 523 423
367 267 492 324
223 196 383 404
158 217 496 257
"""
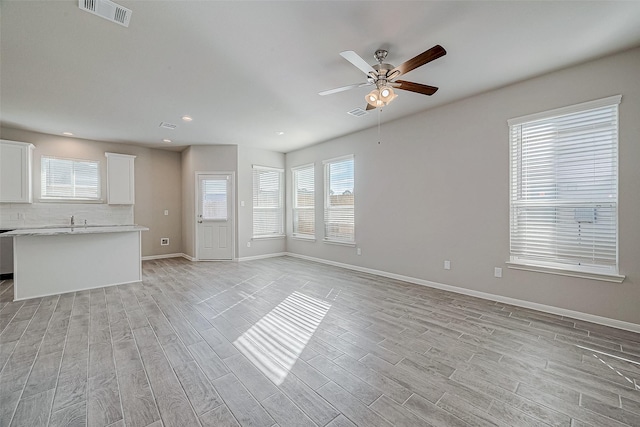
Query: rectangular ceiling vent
159 122 177 130
79 0 132 27
347 108 368 117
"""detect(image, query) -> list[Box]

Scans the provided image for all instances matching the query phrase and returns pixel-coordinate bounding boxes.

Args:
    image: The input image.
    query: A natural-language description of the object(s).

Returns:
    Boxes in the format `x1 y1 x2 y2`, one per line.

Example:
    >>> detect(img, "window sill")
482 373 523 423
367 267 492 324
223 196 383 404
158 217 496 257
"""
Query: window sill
252 235 285 240
323 239 356 247
38 198 104 204
506 261 625 283
291 235 316 242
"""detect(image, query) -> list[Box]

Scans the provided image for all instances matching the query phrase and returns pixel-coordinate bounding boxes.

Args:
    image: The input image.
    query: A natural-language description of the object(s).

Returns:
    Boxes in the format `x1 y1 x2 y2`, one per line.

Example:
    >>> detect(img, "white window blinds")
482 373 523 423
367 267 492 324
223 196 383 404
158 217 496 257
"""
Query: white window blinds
252 165 284 238
509 96 620 275
201 178 228 220
324 155 354 243
292 164 315 237
41 156 100 200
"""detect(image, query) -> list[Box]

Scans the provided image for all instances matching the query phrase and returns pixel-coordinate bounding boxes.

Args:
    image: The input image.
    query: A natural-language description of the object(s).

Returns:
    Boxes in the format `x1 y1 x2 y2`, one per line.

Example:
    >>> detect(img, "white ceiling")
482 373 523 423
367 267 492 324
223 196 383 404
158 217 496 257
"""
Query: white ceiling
2 1 640 153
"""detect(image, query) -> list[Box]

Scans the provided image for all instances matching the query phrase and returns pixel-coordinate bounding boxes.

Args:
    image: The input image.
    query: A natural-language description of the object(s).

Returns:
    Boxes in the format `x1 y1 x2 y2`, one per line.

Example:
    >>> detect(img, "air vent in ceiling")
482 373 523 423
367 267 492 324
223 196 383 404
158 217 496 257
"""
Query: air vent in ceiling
347 108 369 117
159 122 177 130
78 0 132 27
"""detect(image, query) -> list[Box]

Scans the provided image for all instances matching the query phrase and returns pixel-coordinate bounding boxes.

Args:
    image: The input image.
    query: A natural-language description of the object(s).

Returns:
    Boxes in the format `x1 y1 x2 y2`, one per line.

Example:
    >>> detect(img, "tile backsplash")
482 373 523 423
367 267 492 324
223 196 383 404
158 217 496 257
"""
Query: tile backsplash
0 203 134 229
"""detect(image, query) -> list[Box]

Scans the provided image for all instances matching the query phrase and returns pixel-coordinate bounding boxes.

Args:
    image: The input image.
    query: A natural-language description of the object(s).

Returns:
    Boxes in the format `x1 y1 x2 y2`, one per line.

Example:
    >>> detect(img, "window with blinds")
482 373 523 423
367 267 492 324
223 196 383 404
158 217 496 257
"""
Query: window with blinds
508 95 621 276
41 156 100 200
252 165 284 238
324 155 354 244
201 178 228 220
292 163 315 238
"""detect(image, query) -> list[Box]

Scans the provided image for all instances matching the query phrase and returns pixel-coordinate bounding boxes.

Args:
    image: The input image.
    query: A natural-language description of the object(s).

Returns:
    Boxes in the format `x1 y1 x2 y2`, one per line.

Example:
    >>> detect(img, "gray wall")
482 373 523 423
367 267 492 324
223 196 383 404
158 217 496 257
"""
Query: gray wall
237 145 286 259
285 47 640 325
180 145 238 259
180 145 286 260
0 127 183 258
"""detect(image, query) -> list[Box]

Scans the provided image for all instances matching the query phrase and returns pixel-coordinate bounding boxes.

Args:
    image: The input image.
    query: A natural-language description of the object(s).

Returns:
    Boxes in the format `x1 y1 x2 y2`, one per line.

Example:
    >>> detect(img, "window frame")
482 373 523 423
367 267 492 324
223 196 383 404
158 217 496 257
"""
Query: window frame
40 155 101 202
507 95 624 282
252 164 285 239
323 154 355 246
291 163 315 240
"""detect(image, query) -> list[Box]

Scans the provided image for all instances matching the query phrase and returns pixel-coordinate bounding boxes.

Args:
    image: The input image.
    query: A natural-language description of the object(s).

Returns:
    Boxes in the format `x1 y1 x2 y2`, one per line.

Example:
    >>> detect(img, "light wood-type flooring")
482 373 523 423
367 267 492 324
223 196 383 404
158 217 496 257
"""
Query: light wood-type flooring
1 256 640 426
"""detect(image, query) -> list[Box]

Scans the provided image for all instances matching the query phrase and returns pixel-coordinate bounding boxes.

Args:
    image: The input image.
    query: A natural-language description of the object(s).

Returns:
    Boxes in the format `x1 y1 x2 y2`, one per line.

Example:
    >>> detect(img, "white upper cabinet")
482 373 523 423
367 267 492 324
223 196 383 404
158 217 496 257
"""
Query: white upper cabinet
0 140 34 203
105 152 136 205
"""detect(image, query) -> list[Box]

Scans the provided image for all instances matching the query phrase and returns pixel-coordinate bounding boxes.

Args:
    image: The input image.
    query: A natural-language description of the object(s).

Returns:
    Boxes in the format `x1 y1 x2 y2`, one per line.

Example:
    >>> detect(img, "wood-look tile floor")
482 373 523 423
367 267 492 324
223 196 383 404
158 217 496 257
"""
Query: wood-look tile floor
1 256 640 427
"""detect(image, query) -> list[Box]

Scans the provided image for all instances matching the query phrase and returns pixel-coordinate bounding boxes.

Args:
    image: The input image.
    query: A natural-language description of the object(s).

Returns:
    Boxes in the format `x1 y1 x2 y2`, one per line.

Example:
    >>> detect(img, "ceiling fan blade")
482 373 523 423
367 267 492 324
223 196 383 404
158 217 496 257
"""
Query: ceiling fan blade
365 103 376 111
318 82 372 96
395 80 439 96
340 50 376 76
389 45 446 78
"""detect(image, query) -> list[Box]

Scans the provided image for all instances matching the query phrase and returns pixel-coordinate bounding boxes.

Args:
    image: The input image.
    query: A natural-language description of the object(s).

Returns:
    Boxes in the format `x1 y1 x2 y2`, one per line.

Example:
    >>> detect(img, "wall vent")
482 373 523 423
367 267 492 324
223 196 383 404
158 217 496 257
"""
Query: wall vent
159 122 177 130
347 108 368 117
79 0 132 27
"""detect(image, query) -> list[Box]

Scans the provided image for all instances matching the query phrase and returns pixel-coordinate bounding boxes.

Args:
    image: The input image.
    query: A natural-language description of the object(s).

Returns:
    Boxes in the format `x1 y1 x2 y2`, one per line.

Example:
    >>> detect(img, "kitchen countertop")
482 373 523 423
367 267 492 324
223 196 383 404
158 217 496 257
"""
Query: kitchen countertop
1 225 148 237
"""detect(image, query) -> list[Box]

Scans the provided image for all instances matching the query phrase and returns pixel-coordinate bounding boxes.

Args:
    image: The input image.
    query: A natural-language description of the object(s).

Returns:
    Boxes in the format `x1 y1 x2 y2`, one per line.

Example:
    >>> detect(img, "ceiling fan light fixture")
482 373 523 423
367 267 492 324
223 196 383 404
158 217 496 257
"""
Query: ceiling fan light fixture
366 89 381 107
380 86 395 103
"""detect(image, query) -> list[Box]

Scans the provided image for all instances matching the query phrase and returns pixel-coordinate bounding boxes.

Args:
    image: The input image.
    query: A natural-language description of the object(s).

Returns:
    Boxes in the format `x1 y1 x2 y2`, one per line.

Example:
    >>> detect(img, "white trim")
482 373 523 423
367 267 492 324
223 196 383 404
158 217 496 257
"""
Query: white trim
506 261 625 283
105 152 136 160
252 235 286 240
237 252 287 262
507 94 622 126
181 253 195 262
291 162 315 172
322 239 356 247
252 164 284 172
291 235 316 242
37 198 105 204
283 252 640 334
322 154 354 164
142 253 184 261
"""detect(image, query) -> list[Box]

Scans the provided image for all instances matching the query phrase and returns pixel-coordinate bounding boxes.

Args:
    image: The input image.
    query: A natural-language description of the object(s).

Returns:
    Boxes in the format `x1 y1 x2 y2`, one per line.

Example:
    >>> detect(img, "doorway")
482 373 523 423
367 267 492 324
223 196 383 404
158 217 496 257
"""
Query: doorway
196 173 234 260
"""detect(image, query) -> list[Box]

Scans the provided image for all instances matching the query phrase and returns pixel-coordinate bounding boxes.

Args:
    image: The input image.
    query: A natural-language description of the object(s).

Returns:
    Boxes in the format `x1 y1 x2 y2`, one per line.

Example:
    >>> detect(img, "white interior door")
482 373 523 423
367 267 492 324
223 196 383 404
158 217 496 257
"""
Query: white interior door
197 174 234 260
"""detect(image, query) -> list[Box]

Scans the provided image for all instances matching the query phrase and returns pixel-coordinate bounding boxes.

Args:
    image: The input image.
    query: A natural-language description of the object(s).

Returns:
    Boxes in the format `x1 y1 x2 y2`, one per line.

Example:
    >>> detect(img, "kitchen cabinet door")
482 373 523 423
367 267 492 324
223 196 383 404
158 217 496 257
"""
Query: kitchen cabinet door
105 152 136 204
0 140 34 203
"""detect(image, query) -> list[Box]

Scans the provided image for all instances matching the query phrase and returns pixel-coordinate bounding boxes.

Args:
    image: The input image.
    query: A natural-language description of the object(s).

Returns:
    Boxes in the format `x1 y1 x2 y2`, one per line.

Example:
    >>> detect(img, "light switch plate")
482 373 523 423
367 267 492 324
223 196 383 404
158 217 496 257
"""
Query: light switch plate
494 267 502 278
444 260 451 270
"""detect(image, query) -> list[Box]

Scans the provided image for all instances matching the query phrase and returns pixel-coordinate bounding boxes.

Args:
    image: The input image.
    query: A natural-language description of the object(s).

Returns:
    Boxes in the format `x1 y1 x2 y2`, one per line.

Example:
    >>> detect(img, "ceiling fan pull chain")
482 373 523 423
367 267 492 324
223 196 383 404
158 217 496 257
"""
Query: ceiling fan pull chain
378 107 382 144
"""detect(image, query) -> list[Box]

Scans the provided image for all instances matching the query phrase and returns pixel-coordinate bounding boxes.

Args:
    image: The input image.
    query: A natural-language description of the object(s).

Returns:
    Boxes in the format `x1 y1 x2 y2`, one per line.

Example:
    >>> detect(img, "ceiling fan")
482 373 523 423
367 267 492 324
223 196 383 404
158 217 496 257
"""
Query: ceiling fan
319 45 446 110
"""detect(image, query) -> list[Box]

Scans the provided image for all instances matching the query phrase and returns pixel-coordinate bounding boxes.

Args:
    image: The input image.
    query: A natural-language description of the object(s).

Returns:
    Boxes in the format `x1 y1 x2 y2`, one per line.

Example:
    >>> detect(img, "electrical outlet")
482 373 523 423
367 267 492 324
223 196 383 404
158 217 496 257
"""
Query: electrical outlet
160 238 169 246
247 241 251 248
356 247 362 256
241 201 245 207
444 260 451 270
494 267 502 278
164 209 169 216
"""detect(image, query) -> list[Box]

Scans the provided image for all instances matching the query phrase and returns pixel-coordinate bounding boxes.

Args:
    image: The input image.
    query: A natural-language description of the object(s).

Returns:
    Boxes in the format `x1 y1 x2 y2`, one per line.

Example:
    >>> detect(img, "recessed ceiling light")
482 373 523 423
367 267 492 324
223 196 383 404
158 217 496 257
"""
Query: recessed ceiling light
182 116 193 122
276 131 285 135
162 139 172 143
62 132 74 136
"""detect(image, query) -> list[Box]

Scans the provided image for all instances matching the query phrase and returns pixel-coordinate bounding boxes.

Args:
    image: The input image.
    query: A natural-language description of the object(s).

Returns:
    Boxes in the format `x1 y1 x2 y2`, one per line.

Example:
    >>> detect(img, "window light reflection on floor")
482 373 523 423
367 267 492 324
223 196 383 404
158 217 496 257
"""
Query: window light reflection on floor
233 291 331 385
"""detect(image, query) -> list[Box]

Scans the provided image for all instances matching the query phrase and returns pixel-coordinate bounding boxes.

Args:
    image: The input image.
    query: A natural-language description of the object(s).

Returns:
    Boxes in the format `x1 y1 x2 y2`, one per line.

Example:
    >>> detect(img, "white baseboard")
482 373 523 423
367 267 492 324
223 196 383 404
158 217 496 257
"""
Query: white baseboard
284 252 640 334
142 253 184 261
237 252 288 262
181 253 195 262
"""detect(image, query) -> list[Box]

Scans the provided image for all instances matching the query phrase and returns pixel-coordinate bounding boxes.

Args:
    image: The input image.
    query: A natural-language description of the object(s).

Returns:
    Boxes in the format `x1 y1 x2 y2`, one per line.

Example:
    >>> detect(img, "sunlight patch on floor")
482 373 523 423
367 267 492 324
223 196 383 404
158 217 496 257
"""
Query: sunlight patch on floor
233 291 331 385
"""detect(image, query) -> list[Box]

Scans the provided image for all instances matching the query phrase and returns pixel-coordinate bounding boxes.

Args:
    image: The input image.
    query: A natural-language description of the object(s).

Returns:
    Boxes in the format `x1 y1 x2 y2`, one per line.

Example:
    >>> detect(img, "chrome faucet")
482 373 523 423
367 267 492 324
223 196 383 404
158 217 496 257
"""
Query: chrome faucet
70 215 75 226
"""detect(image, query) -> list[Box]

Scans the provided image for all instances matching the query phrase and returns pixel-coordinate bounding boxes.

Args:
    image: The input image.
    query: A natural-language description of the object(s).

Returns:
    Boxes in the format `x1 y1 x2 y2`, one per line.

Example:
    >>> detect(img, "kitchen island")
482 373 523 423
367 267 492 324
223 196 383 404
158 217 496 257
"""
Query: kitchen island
1 225 148 300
